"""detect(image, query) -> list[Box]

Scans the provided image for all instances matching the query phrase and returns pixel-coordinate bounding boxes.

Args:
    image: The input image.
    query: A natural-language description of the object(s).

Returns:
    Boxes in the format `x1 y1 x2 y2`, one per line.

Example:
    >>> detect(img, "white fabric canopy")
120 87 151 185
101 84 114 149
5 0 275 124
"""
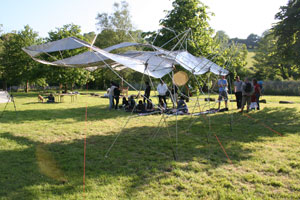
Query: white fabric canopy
23 36 229 78
22 37 90 57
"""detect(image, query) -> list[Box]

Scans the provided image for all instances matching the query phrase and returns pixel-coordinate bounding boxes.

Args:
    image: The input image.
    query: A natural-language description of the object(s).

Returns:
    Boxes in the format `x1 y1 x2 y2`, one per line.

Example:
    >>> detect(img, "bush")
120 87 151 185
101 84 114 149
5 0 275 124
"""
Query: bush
263 80 300 96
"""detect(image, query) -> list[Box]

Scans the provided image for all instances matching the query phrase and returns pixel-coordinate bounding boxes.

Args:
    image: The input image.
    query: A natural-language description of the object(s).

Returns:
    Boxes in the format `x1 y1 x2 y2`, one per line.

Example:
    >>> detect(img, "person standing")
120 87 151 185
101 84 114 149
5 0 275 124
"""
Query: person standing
108 82 116 110
234 76 243 109
217 75 228 110
240 77 254 113
113 83 120 110
252 79 262 110
157 80 168 107
143 81 151 107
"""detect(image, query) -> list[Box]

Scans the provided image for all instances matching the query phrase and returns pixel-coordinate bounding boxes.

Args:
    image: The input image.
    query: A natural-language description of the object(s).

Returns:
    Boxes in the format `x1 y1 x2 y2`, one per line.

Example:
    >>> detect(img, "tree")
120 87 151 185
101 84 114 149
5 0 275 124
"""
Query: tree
215 30 230 42
273 0 300 67
245 34 260 49
45 24 93 92
142 1 248 89
253 30 299 80
92 1 143 89
0 26 42 91
83 32 96 43
143 0 214 56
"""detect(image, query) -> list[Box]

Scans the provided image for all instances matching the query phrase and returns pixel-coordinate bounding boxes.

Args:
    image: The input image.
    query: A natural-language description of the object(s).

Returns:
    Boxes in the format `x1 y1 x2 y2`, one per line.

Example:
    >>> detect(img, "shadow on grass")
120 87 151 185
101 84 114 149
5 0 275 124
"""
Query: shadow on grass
0 106 299 199
0 105 130 124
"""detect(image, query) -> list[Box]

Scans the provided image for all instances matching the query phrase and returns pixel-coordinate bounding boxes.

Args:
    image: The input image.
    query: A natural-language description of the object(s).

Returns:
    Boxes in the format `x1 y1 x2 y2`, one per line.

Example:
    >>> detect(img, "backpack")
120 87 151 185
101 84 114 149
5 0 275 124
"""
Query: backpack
114 87 120 96
245 82 252 93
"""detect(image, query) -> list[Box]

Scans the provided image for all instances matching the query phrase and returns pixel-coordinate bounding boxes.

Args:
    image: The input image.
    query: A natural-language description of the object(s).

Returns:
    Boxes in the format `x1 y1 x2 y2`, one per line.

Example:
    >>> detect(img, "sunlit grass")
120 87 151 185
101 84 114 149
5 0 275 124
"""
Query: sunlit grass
0 92 299 199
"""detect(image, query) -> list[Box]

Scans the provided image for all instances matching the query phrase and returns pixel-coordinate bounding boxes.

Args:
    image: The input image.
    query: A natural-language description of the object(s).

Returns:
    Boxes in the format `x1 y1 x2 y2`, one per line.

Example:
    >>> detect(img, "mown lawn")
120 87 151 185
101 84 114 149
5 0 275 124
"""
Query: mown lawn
0 92 299 199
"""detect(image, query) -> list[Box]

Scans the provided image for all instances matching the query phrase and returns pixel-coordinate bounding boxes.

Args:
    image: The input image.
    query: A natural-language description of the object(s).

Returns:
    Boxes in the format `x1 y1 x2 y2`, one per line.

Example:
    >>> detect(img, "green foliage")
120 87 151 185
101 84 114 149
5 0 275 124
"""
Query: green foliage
230 33 261 49
92 1 144 89
262 80 300 96
253 30 299 80
212 33 248 78
144 0 214 56
44 24 93 92
0 25 42 91
273 0 300 67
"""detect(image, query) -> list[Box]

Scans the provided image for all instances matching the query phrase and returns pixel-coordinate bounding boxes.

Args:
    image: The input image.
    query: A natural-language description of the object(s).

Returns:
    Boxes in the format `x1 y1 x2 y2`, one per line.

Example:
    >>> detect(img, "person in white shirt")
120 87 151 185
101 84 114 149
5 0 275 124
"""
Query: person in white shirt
108 82 116 110
157 80 168 107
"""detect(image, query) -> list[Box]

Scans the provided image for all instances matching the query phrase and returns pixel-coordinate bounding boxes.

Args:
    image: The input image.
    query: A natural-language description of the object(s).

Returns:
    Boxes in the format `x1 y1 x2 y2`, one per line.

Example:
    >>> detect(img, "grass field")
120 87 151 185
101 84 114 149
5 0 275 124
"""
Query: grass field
0 92 300 199
245 50 256 72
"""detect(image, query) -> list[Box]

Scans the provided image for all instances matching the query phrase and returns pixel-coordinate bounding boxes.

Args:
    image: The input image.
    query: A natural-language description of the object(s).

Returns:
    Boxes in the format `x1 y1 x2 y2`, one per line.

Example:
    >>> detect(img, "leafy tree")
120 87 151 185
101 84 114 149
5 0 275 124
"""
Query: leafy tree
142 1 248 89
213 32 248 78
273 0 300 67
92 1 143 89
0 26 42 91
83 31 96 43
215 30 230 42
229 33 260 49
144 0 214 56
253 30 299 80
45 24 93 92
245 34 260 49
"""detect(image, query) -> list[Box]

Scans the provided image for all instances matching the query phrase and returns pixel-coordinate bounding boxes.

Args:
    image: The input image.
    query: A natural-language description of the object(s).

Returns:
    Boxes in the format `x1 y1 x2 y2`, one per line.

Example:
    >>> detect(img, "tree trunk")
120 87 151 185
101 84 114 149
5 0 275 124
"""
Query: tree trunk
3 80 7 91
64 84 68 93
25 80 29 93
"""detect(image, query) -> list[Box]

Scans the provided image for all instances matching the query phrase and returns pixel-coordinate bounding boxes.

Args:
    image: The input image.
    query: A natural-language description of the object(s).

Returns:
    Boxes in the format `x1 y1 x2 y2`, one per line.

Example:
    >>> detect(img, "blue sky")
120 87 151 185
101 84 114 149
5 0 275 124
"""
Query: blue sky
0 0 288 39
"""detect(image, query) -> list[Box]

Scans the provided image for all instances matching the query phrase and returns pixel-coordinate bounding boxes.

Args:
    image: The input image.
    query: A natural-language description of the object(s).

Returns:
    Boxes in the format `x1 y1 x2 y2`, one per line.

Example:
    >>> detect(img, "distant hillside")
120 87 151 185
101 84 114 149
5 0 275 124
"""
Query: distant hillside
245 50 255 69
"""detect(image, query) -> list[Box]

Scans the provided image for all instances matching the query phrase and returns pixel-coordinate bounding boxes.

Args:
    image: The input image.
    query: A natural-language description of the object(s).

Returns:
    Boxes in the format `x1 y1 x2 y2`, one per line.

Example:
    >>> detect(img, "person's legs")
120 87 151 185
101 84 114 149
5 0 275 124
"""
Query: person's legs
223 91 228 109
241 95 246 112
115 96 119 109
218 92 222 109
236 91 242 109
256 94 260 110
246 96 251 112
162 95 167 106
235 92 239 108
158 95 162 104
109 95 114 110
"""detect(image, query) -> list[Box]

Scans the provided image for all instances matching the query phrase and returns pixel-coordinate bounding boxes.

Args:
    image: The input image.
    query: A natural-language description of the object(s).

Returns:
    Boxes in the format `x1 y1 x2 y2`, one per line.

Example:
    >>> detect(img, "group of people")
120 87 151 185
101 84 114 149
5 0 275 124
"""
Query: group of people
107 80 188 114
217 75 262 113
234 76 262 113
107 81 121 110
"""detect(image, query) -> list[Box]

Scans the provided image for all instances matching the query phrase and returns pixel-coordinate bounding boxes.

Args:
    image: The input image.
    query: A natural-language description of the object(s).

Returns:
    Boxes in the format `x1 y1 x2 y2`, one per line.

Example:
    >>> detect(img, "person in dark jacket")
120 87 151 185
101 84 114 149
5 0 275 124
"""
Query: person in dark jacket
143 81 151 107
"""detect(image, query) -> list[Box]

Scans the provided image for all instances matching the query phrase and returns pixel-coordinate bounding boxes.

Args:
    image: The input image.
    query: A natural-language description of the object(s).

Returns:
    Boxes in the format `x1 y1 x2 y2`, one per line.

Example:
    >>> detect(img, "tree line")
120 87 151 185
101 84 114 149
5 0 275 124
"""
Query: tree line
0 0 298 93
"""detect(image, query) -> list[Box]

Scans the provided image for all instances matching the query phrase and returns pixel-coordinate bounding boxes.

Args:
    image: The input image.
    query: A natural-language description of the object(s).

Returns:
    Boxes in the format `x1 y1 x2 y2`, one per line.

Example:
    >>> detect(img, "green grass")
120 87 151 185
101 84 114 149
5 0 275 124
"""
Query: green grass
245 50 256 70
0 92 300 199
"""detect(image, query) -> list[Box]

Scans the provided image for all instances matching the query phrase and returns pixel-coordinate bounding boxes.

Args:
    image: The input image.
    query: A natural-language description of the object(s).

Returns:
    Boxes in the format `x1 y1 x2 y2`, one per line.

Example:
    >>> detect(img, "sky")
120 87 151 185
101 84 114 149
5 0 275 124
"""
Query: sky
0 0 289 39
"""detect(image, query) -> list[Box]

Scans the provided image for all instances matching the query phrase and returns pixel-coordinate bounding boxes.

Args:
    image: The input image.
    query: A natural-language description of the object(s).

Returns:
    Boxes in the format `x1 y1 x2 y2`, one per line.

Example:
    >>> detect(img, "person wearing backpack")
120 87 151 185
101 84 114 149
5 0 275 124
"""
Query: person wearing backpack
240 78 254 113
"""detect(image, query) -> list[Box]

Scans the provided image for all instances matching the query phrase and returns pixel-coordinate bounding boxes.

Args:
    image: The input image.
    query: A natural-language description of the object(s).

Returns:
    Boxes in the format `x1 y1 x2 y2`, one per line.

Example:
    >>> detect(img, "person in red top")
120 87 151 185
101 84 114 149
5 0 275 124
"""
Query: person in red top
252 79 262 110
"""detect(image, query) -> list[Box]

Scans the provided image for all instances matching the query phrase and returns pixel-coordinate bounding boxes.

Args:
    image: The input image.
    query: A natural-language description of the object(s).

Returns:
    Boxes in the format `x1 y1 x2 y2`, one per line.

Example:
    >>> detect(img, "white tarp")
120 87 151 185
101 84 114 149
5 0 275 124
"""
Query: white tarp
151 47 229 76
22 37 90 57
23 36 229 78
175 51 229 76
0 91 11 104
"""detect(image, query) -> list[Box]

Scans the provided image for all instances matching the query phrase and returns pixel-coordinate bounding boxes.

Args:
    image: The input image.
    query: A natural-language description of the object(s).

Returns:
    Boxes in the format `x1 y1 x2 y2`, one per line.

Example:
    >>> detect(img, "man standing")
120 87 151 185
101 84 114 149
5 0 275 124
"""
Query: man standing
234 76 243 109
217 75 228 110
240 77 254 113
113 83 120 110
157 80 168 107
143 81 151 103
108 82 116 110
